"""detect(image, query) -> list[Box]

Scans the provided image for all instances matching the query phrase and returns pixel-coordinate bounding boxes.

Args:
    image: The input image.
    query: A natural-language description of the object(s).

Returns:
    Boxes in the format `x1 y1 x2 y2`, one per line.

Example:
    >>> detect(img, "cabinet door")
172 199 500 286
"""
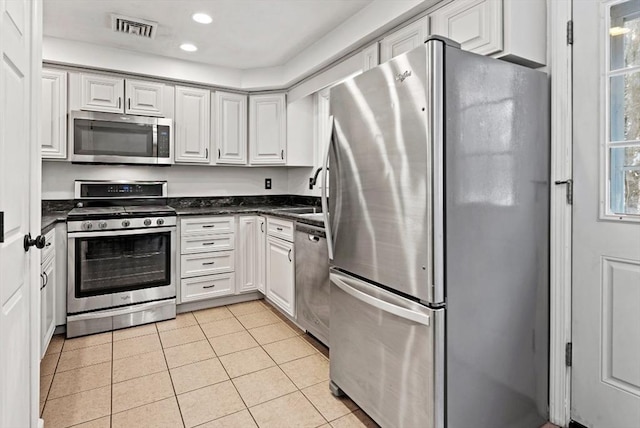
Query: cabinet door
266 236 295 317
429 0 502 56
380 15 430 62
214 91 247 165
40 258 55 358
175 86 211 163
249 93 286 165
256 217 266 294
125 79 164 116
362 42 380 72
237 217 257 293
41 69 67 159
80 73 125 113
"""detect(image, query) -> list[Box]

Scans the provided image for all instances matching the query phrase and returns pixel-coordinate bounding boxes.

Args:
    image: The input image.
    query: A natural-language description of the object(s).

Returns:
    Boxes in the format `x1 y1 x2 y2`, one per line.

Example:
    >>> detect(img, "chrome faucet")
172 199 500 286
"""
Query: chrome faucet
309 167 327 189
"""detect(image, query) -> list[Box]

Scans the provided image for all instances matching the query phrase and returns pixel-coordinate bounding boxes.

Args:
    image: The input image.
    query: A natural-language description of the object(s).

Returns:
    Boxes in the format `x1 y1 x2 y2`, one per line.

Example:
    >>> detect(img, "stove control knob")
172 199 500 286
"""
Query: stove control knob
156 218 165 226
83 221 93 230
98 221 108 229
122 220 130 228
144 219 152 226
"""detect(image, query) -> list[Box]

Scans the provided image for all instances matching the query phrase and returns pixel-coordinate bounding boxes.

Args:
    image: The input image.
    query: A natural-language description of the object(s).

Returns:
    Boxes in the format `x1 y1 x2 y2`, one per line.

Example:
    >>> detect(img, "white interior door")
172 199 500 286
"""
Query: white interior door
572 1 640 427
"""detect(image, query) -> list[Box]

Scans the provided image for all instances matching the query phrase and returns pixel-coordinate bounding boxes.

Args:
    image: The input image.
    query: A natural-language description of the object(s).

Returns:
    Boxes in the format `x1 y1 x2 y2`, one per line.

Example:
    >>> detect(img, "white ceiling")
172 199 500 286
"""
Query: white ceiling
43 0 373 70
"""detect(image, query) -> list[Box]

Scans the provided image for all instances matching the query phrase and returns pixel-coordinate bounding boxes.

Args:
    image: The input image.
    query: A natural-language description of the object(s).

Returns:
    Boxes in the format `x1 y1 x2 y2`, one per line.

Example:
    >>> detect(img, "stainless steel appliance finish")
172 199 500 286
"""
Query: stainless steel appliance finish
69 111 173 165
295 224 329 347
327 38 549 428
330 269 443 428
67 181 177 338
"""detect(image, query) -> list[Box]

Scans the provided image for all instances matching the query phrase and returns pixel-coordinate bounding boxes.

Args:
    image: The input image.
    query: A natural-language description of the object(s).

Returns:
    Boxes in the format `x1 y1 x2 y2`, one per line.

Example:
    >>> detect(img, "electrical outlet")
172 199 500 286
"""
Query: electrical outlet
265 178 272 189
309 178 314 190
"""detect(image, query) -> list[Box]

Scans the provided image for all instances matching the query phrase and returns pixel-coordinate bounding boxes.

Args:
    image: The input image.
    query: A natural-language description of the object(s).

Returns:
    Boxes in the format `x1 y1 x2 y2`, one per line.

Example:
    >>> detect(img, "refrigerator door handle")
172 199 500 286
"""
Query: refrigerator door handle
321 115 335 260
331 271 430 326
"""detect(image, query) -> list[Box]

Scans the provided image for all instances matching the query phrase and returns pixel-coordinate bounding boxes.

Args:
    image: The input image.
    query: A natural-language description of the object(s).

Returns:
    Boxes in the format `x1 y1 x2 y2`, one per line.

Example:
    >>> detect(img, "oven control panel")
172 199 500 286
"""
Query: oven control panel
69 216 177 233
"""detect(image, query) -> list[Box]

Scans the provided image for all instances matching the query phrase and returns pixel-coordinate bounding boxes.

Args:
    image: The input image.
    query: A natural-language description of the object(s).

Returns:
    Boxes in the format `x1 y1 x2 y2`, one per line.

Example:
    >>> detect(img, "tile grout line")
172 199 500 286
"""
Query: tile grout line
159 320 188 428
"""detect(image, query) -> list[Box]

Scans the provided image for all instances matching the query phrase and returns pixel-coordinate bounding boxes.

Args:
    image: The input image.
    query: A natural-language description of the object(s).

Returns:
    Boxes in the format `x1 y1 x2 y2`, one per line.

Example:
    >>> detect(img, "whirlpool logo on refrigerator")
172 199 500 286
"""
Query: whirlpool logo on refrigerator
395 70 412 82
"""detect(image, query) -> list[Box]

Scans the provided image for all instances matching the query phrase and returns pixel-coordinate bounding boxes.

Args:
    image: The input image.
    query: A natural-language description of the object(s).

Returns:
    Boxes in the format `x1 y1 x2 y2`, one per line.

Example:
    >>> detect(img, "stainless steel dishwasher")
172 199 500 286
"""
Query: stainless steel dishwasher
295 223 330 347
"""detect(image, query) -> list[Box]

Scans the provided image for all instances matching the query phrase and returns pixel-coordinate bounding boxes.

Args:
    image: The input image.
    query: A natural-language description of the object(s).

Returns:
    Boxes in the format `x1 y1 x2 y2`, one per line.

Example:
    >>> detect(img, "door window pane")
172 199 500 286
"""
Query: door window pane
610 72 640 141
610 146 640 214
610 0 640 70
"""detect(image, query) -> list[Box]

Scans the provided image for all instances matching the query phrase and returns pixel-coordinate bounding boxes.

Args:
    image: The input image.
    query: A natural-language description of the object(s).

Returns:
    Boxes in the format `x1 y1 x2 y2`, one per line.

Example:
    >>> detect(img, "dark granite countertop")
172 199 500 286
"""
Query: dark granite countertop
41 197 325 232
41 211 68 234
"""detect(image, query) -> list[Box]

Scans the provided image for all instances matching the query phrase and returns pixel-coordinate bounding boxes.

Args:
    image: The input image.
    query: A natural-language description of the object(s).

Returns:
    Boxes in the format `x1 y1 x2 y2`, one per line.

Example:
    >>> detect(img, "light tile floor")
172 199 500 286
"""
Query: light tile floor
40 299 377 428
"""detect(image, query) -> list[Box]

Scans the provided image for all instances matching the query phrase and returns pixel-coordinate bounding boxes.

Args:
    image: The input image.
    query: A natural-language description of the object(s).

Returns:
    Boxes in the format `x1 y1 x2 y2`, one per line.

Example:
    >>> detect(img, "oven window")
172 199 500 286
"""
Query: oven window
74 119 154 157
75 231 171 297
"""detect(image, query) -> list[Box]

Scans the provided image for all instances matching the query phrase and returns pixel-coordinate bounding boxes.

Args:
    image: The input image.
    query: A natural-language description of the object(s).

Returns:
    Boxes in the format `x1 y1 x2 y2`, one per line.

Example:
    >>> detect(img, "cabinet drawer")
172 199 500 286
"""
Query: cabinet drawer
181 273 235 302
41 229 56 266
181 251 235 278
181 216 235 235
181 234 234 254
267 217 294 242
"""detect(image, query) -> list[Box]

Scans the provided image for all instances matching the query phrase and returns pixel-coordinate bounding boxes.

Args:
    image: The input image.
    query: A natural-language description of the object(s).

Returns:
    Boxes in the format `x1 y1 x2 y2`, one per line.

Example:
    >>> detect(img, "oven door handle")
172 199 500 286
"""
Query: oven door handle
67 300 174 321
68 226 176 238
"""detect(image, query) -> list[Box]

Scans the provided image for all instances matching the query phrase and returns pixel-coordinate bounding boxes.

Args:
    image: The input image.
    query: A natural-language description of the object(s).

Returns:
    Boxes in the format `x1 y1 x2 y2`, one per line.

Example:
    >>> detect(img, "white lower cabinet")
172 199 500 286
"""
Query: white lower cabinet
266 227 295 317
179 216 236 302
256 216 266 294
237 216 258 293
40 229 56 358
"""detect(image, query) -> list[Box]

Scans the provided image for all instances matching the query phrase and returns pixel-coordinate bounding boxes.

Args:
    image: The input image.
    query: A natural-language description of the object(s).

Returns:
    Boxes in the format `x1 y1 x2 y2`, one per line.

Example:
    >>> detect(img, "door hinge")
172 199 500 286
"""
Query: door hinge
555 179 573 205
567 20 574 45
0 211 4 243
566 342 573 367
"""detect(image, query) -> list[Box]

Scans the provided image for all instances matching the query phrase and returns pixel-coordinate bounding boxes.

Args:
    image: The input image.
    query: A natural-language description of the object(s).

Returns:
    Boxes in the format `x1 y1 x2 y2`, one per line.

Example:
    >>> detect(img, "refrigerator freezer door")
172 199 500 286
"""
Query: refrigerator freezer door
329 42 442 303
329 269 444 428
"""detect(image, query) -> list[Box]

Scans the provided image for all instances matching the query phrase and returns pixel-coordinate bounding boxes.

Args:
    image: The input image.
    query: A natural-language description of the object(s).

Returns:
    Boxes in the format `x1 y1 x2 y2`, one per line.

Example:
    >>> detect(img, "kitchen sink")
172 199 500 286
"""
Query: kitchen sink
275 207 322 214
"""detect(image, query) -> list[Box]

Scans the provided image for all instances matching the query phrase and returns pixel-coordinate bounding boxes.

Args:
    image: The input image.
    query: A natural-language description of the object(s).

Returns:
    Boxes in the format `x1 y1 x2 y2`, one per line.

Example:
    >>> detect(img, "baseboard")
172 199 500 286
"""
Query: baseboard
176 292 263 313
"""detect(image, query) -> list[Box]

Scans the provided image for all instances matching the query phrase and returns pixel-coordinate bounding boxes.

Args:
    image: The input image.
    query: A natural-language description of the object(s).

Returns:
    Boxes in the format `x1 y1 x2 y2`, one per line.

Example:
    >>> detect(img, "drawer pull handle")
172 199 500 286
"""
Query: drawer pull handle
202 225 215 228
202 261 215 266
203 284 216 289
202 242 215 246
276 227 283 231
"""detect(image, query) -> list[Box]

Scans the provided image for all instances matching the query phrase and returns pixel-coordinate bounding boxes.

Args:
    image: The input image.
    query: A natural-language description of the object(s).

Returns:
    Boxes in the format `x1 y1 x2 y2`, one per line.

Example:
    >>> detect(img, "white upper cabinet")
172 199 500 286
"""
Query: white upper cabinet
362 42 380 72
175 86 211 164
430 0 502 56
41 68 67 159
80 73 124 113
429 0 546 67
380 15 430 63
249 93 286 165
125 79 164 116
75 72 170 116
214 91 248 165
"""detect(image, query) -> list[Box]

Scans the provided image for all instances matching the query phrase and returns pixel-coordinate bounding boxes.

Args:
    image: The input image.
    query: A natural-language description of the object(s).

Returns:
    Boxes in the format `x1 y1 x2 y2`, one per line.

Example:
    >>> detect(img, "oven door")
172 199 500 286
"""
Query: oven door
68 226 176 314
69 111 167 165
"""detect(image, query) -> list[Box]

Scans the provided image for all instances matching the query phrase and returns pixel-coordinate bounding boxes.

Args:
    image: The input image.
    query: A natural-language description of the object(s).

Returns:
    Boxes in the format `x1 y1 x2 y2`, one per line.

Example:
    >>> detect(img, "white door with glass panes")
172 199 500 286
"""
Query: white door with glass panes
249 93 286 165
214 91 247 164
572 1 640 427
175 86 211 163
0 0 40 425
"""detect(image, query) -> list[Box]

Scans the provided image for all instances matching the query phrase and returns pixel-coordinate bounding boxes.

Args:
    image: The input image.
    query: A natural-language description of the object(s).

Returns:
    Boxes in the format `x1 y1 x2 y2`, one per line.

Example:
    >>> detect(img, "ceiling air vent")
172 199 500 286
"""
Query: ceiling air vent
111 14 157 39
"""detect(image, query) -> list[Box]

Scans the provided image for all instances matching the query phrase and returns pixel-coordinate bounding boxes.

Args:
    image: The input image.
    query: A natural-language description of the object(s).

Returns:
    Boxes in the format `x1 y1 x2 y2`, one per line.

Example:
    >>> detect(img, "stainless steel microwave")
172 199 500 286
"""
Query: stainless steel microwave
69 111 173 165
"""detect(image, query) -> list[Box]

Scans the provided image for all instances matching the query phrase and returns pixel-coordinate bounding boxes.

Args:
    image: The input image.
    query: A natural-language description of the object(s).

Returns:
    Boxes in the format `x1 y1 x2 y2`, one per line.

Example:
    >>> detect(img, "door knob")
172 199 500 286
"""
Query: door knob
24 233 46 251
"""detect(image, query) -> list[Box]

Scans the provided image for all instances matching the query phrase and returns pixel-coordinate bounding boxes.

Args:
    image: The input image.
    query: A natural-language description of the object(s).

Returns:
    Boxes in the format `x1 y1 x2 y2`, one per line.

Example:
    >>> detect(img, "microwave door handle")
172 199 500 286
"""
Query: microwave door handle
152 123 158 160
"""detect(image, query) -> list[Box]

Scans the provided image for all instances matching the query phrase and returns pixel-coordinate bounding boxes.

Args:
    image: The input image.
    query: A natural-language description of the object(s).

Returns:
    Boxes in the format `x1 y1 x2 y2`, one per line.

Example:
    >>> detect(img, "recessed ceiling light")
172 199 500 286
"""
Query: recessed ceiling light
192 13 212 24
180 43 198 52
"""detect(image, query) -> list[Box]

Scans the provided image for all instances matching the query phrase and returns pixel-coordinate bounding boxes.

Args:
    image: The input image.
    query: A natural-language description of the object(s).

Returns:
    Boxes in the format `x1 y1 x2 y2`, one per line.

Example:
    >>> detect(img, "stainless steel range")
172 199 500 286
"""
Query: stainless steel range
66 180 177 338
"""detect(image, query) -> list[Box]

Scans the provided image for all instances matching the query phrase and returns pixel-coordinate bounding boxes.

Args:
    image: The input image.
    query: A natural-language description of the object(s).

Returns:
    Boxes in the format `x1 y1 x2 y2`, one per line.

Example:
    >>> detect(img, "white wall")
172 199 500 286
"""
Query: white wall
42 162 290 200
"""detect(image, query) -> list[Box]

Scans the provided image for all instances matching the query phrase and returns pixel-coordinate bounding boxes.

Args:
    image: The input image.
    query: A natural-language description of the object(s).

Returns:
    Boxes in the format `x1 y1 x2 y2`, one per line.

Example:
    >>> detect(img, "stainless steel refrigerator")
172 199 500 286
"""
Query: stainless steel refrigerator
323 37 549 428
